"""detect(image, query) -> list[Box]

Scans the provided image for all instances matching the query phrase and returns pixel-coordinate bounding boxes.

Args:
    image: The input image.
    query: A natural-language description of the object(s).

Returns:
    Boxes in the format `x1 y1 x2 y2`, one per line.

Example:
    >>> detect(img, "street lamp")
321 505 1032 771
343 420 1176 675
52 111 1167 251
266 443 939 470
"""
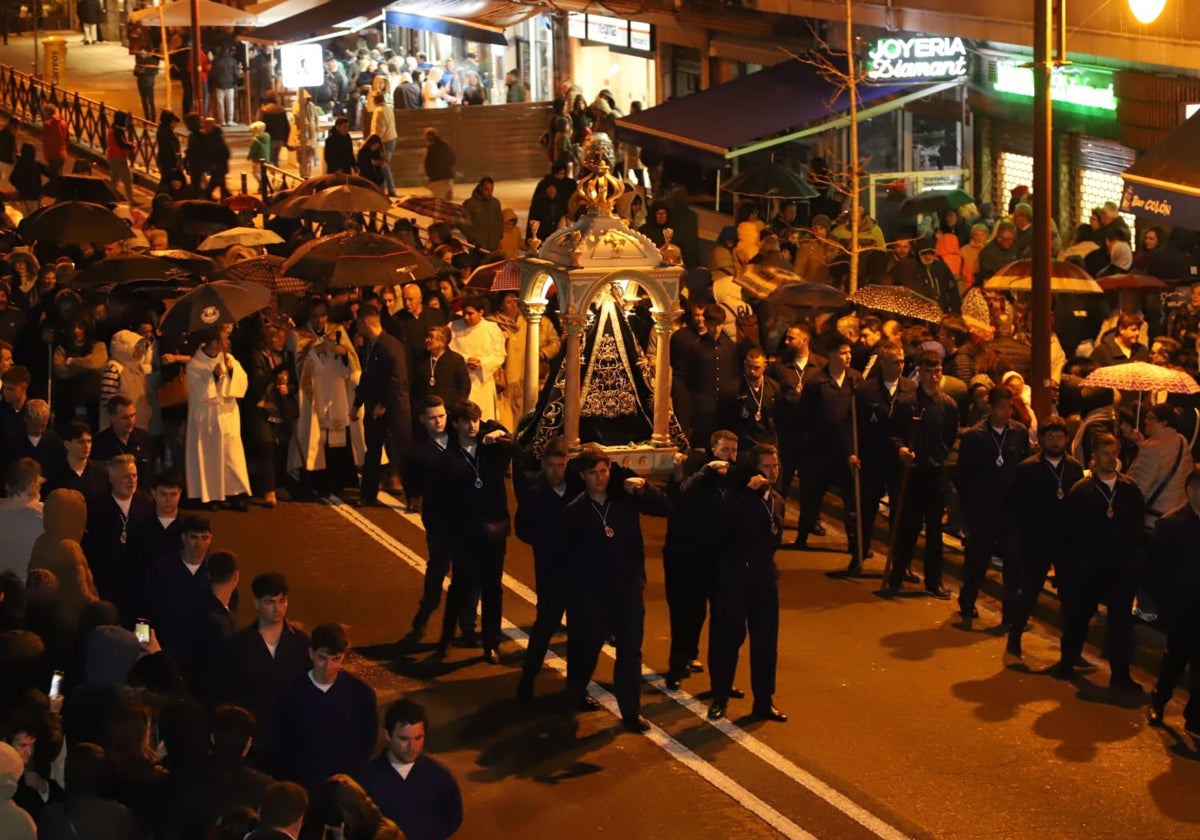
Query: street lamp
1028 0 1166 420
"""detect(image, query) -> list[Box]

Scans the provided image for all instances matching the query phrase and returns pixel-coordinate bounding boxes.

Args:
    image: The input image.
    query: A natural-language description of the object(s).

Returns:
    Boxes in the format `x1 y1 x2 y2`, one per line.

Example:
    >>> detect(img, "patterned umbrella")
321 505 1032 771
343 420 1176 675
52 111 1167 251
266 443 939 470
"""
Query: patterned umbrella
161 280 270 337
19 201 131 245
1082 362 1200 395
281 231 437 287
983 259 1103 294
1094 273 1168 291
198 226 285 251
849 284 944 323
465 259 522 293
396 195 471 228
225 255 307 296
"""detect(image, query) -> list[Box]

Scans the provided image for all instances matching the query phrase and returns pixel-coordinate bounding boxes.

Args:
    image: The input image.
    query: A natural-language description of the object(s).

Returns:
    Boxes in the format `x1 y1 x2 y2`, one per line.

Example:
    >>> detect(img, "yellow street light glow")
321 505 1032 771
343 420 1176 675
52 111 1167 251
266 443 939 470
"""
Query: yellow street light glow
1127 0 1166 23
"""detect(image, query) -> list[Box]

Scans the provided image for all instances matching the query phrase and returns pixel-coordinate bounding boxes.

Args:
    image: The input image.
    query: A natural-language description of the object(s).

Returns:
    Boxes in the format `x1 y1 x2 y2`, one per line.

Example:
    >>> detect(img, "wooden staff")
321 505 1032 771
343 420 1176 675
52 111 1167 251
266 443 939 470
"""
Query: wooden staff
849 379 864 570
883 408 922 587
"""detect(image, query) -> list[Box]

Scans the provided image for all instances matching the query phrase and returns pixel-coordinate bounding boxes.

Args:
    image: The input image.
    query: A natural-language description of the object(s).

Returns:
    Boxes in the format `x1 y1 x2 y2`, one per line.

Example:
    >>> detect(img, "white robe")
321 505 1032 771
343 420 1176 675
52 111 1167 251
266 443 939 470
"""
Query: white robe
449 319 506 422
185 349 251 502
293 345 361 470
289 328 366 471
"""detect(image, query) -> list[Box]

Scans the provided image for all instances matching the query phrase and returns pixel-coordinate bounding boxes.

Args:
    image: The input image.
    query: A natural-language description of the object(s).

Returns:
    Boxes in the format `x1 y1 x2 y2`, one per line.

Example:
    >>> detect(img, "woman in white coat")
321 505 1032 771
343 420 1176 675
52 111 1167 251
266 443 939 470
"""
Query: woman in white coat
185 330 252 509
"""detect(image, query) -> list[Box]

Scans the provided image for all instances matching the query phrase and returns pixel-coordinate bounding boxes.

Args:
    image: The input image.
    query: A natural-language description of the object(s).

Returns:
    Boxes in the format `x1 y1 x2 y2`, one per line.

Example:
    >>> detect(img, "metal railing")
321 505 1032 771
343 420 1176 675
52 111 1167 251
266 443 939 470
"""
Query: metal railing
0 63 169 181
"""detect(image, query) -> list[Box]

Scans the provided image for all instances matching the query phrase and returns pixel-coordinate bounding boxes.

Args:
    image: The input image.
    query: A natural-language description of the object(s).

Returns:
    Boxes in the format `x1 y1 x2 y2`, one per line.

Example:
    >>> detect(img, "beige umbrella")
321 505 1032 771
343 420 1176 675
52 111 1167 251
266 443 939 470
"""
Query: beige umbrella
198 226 285 251
983 259 1103 294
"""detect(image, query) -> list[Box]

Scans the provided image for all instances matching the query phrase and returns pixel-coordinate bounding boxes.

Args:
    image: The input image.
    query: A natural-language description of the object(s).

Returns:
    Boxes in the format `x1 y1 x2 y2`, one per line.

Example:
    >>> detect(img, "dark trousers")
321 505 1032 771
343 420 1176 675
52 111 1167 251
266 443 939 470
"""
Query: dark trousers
663 550 712 677
360 411 410 501
413 528 457 627
1059 567 1137 680
777 439 806 529
958 518 1019 620
440 536 505 651
1007 551 1055 648
861 458 900 541
248 411 288 495
1153 614 1200 726
522 566 568 680
566 592 645 720
137 76 156 121
798 454 858 552
889 467 945 589
708 578 779 705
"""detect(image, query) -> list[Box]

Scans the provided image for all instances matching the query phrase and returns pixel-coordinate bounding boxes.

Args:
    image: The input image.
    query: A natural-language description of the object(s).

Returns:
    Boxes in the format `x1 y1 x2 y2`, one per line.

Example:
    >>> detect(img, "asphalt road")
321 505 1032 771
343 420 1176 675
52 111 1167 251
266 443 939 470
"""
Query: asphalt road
204 486 1200 840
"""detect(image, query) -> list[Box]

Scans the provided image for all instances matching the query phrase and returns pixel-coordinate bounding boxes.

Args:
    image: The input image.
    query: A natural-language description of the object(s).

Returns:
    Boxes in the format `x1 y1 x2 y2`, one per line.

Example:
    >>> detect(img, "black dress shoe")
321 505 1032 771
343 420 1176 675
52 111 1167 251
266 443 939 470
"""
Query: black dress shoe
1049 661 1075 680
482 648 500 665
454 634 478 648
752 704 788 723
1147 703 1166 727
432 642 448 659
664 674 683 691
689 659 704 673
1110 675 1143 693
1005 641 1023 659
880 583 901 598
927 586 952 600
729 686 746 699
960 606 979 619
811 522 827 536
903 570 921 584
707 701 727 720
622 714 651 734
228 495 250 512
845 562 864 576
786 539 808 551
516 677 534 700
579 695 602 712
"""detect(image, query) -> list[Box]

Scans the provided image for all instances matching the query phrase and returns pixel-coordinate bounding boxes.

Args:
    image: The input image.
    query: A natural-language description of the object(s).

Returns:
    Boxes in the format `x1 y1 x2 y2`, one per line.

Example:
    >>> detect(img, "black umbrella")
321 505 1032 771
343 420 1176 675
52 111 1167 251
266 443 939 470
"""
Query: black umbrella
18 201 132 245
42 174 121 204
723 162 818 199
170 200 239 234
147 249 217 276
281 232 437 287
289 173 385 196
68 255 181 288
161 280 271 337
764 281 847 309
898 189 975 216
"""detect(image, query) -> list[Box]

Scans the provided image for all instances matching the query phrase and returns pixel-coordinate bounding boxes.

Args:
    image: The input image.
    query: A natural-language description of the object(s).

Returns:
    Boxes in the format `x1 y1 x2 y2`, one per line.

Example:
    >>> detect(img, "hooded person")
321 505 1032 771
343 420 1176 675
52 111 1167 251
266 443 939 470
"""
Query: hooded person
28 489 98 636
497 208 523 259
733 220 762 278
0 742 35 839
98 330 150 432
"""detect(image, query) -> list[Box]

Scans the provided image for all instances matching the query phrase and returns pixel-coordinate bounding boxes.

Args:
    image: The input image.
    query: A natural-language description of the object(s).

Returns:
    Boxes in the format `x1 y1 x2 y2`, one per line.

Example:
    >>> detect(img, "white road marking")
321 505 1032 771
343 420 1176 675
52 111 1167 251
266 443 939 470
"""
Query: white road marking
324 496 817 840
372 492 913 840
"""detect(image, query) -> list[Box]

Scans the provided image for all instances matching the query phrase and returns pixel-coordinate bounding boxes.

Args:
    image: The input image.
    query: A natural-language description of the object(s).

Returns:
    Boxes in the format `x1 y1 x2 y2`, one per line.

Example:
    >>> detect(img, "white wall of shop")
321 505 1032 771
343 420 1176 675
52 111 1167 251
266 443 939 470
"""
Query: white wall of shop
568 40 656 114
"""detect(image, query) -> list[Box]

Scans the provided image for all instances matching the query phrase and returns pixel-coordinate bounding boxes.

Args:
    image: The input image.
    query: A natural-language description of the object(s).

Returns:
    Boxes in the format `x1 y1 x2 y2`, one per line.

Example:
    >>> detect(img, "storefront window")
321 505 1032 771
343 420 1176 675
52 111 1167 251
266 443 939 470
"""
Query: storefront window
1078 169 1136 232
997 151 1034 214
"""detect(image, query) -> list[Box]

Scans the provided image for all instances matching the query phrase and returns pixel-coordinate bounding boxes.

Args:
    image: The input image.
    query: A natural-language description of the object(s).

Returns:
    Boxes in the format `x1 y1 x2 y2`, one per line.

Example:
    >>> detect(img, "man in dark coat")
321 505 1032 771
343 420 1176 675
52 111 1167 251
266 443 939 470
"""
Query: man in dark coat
668 302 705 438
256 91 291 166
353 301 411 506
1054 432 1145 690
179 549 239 703
562 446 670 733
732 349 778 449
144 514 214 655
388 282 448 388
224 572 311 772
1147 469 1200 733
413 325 470 413
1005 416 1084 658
355 699 463 840
707 444 788 723
91 395 157 494
514 436 579 699
769 323 826 545
7 402 65 484
853 341 915 576
245 782 307 840
323 116 356 175
81 454 153 618
276 623 377 790
884 350 959 597
955 386 1031 625
795 335 863 556
129 469 184 615
429 399 511 662
685 304 740 448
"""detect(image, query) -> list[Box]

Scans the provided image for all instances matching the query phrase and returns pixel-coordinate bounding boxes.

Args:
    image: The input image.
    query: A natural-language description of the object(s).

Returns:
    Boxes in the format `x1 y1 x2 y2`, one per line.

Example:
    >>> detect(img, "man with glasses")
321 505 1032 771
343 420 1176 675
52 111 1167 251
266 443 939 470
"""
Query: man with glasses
884 351 959 598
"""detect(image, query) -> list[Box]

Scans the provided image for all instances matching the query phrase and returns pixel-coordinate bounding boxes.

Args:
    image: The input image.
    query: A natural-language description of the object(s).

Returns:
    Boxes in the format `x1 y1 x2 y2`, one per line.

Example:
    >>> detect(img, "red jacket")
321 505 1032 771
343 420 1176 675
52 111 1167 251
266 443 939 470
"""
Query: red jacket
42 114 69 161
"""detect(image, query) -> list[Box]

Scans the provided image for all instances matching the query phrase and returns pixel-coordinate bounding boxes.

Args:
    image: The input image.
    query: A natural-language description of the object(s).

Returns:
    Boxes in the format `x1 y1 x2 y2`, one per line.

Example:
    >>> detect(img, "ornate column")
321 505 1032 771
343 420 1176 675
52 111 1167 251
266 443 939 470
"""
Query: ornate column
562 313 586 449
519 301 546 418
651 311 674 444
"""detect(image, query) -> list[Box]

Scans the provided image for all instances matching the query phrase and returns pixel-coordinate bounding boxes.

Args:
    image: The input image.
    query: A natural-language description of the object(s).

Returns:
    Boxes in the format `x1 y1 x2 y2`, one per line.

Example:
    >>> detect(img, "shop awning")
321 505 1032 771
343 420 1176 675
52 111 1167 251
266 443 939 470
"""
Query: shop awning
249 0 383 44
384 0 543 46
615 58 961 168
1121 113 1200 230
246 0 315 27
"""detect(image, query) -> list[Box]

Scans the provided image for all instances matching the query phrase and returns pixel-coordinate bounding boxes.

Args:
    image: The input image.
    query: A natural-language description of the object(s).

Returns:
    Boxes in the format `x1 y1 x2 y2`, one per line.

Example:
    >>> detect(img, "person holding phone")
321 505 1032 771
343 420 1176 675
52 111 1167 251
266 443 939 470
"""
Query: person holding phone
707 443 788 723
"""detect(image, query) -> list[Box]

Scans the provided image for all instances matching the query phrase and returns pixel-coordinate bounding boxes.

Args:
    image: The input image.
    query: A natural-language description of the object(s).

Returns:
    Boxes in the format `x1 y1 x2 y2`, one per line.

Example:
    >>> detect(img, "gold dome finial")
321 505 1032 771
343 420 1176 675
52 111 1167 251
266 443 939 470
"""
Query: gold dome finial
576 132 624 218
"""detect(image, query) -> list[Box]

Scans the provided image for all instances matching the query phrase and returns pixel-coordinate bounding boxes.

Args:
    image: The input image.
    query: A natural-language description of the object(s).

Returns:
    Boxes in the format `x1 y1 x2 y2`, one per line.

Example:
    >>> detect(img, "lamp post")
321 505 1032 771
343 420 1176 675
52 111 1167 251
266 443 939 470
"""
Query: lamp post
1029 0 1166 420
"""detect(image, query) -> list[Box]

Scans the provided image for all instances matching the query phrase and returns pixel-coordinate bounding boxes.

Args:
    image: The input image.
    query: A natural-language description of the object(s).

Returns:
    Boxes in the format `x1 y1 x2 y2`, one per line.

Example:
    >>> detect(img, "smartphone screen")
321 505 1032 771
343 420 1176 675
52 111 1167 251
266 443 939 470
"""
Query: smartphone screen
49 671 63 698
135 620 151 645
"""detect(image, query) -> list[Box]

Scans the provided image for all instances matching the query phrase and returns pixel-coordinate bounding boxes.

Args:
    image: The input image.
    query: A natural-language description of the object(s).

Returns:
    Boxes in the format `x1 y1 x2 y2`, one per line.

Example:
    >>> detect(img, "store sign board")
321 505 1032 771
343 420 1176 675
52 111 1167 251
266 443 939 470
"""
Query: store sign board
865 36 967 81
992 61 1118 112
568 12 652 53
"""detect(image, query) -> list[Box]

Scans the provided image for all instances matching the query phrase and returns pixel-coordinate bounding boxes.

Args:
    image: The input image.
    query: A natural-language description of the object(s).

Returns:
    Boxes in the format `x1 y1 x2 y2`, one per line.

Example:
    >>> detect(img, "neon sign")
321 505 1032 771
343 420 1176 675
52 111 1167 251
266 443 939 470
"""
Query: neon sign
865 36 967 81
992 61 1118 112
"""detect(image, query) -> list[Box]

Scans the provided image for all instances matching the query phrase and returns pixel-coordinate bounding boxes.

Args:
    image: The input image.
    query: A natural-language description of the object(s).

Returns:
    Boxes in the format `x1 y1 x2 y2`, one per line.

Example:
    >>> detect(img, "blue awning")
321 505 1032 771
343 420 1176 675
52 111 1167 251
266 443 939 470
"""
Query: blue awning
615 58 958 168
384 10 506 45
1121 112 1200 230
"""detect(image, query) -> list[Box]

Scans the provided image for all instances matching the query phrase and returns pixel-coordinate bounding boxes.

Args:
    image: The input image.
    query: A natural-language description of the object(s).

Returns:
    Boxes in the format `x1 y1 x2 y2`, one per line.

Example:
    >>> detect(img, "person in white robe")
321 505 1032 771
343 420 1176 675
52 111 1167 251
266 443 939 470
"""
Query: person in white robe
449 296 507 422
185 332 251 505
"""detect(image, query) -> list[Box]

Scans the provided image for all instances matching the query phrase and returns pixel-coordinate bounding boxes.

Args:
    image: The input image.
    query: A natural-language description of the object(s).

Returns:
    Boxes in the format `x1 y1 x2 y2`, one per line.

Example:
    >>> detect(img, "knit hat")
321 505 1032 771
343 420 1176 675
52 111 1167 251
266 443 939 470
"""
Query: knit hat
811 214 831 229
